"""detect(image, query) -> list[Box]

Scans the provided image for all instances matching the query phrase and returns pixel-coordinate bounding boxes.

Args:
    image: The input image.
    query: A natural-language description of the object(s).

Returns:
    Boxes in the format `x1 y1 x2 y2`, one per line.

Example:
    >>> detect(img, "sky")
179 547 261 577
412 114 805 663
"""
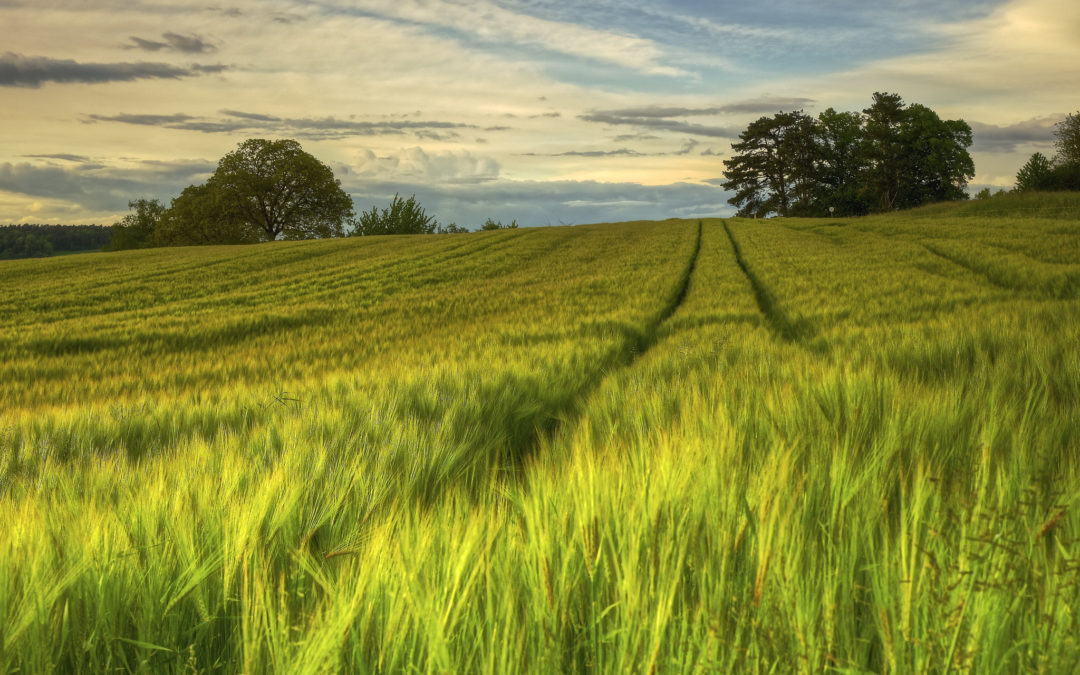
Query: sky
1 0 1077 227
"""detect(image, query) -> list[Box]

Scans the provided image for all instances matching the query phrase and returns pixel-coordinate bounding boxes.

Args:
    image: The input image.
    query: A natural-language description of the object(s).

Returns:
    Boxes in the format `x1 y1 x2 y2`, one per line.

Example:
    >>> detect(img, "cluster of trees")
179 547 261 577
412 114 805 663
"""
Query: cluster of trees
722 92 974 218
0 224 112 259
1015 112 1080 192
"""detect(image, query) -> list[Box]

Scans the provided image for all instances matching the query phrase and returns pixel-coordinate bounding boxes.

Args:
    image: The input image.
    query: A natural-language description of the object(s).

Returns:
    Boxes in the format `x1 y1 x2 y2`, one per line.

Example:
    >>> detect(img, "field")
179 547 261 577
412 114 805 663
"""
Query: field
2 195 1079 673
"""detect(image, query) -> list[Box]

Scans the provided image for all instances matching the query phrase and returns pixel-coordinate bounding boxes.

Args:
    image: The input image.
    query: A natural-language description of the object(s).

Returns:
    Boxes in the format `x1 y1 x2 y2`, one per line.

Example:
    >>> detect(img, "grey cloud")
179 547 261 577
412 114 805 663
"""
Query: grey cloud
127 33 215 53
88 110 476 140
580 112 738 138
0 159 213 211
969 116 1063 153
552 148 643 157
127 37 170 52
614 133 660 142
23 153 91 163
590 97 816 120
0 52 224 87
161 32 216 53
484 126 512 132
673 139 700 156
87 113 198 126
530 112 562 119
221 109 283 122
191 64 228 74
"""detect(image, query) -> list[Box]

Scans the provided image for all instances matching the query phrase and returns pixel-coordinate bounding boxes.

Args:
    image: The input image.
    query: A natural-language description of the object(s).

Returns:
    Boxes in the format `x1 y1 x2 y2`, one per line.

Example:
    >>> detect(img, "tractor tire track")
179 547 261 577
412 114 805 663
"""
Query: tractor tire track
721 220 815 344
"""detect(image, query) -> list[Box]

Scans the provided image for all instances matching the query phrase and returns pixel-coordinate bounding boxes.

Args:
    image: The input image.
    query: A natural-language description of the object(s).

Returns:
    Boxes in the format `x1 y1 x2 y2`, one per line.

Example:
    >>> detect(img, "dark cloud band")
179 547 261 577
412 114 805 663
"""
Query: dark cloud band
0 52 225 87
86 110 477 140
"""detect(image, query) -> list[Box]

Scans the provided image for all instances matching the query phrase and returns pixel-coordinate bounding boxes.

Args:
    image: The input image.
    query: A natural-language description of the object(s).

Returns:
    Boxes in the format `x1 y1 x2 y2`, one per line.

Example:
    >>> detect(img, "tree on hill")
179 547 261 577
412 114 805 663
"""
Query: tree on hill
209 139 353 241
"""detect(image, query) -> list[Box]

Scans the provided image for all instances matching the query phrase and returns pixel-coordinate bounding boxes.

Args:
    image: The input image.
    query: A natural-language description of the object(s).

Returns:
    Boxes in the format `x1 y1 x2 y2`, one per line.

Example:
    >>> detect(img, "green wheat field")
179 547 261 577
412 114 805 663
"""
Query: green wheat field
2 193 1079 673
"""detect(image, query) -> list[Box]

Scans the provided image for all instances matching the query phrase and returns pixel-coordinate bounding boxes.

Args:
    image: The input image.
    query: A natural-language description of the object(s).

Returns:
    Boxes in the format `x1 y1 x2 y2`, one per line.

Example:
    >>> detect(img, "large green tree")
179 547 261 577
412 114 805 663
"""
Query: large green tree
209 139 353 241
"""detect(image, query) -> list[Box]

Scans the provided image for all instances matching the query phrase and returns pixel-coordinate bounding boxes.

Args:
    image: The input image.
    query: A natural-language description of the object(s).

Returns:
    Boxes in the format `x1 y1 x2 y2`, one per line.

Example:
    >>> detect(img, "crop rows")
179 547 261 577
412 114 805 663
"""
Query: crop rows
1 210 1078 672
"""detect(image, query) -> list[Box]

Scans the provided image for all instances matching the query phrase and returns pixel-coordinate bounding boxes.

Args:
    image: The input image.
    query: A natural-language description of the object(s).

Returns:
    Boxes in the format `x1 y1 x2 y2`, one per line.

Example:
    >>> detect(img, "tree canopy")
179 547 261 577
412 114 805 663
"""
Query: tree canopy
722 92 974 217
209 139 353 241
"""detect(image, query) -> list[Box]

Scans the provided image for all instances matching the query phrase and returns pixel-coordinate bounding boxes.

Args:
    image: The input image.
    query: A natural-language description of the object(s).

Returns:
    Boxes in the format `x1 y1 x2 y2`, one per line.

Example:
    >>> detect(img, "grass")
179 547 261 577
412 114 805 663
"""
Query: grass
1 209 1078 672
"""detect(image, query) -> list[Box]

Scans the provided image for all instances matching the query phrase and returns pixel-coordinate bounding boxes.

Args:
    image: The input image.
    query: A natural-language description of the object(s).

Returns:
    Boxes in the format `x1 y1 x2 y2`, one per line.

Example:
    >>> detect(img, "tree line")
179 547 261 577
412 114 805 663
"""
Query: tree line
0 224 112 260
722 92 975 218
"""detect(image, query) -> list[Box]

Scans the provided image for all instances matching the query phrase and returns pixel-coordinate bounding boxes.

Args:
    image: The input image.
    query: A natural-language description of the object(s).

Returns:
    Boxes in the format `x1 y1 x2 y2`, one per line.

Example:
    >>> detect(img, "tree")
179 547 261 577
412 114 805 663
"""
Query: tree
106 199 164 250
1053 112 1080 165
860 92 908 211
1015 152 1053 191
349 194 438 236
155 183 259 246
480 218 518 230
722 110 817 217
208 139 353 241
893 104 973 208
438 223 470 234
815 108 870 216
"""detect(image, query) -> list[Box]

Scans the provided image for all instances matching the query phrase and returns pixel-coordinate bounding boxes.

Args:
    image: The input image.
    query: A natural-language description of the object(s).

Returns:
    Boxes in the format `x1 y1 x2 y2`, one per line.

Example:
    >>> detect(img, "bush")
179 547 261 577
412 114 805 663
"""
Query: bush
481 218 518 231
349 194 438 236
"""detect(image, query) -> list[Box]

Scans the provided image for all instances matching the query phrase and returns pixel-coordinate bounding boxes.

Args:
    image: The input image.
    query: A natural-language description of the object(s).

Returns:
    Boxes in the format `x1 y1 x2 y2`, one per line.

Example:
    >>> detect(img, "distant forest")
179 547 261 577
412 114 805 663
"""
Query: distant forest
0 224 112 260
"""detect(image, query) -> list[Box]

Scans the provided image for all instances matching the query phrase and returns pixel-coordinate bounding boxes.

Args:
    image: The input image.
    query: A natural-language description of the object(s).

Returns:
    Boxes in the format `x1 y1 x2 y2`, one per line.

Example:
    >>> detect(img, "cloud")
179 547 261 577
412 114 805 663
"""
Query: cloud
579 112 739 138
0 52 226 87
23 153 91 163
576 97 814 139
85 110 477 140
352 0 687 77
352 147 500 184
549 149 644 157
0 159 213 212
126 32 217 54
589 98 815 119
969 115 1063 152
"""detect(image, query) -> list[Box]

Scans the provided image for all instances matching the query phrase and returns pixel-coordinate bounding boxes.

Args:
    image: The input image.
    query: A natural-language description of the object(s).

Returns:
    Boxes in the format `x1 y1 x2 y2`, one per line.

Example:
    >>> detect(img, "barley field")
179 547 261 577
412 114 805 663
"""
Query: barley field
2 196 1079 673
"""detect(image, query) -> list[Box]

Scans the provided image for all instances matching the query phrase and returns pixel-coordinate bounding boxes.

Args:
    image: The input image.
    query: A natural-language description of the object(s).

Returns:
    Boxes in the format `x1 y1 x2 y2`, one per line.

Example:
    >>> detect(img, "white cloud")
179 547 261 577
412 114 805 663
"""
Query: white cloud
352 147 500 184
329 0 687 77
